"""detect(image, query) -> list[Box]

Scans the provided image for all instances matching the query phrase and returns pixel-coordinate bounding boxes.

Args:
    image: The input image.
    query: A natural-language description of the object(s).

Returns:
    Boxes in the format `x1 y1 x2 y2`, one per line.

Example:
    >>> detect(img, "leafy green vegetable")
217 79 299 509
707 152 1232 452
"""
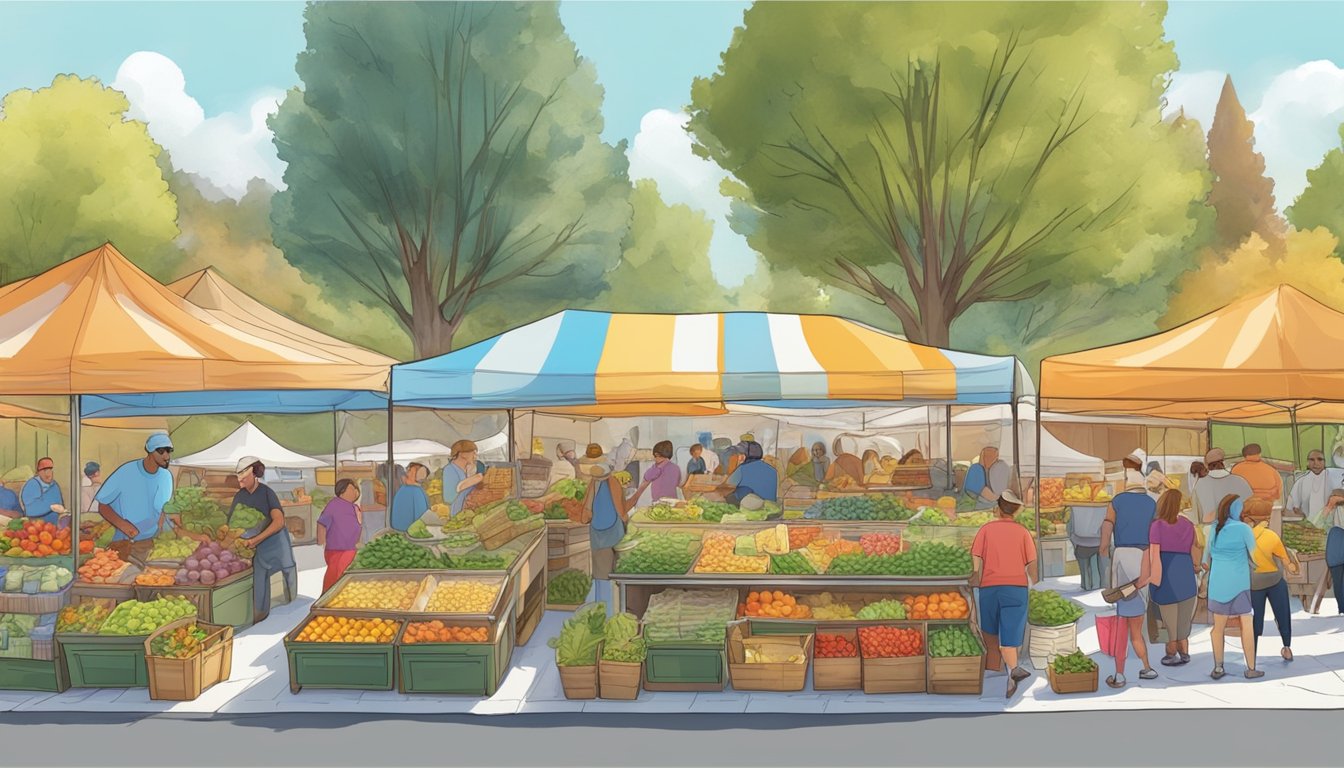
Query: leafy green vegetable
547 602 606 666
547 570 592 604
601 612 647 663
407 520 432 539
550 479 587 502
164 486 227 534
229 504 266 531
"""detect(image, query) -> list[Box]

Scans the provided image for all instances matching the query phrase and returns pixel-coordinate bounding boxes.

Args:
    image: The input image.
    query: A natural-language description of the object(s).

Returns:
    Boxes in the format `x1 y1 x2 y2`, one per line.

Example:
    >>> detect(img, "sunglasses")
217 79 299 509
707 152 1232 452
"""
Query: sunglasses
155 448 174 455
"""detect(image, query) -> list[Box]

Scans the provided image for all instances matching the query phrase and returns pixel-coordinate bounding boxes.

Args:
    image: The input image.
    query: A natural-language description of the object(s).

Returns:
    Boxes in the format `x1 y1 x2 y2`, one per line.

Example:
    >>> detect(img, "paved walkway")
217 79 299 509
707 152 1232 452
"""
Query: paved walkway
4 545 1344 715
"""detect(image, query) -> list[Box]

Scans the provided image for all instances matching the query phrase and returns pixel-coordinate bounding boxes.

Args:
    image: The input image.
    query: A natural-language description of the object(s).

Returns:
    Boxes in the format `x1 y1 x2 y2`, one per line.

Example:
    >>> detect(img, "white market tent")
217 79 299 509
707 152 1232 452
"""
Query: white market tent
173 421 325 469
336 439 455 464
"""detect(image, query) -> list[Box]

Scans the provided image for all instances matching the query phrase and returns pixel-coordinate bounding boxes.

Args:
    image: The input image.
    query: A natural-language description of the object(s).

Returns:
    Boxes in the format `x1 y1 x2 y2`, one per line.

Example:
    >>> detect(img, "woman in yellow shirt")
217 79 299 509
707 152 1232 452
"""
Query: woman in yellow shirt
1244 505 1299 662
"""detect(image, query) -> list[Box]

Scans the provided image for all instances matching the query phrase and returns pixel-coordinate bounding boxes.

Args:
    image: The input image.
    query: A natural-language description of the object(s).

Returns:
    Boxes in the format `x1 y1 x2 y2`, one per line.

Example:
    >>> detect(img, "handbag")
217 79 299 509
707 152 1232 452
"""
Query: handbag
1095 614 1129 663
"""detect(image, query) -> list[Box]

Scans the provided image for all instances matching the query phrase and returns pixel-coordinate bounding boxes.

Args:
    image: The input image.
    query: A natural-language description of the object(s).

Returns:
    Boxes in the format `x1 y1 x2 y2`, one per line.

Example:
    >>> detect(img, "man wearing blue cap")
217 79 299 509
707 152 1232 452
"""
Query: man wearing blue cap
96 433 178 560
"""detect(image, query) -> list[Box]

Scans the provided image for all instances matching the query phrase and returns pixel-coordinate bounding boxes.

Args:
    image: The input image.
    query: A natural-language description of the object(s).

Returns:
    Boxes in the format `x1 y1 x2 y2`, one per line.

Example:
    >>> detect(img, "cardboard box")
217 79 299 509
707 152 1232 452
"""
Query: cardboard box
726 622 812 692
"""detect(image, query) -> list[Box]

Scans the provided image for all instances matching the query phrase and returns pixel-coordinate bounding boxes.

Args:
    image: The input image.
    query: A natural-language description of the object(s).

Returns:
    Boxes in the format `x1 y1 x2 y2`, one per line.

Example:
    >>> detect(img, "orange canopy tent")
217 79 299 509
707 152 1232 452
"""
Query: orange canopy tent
1041 284 1344 425
0 244 392 398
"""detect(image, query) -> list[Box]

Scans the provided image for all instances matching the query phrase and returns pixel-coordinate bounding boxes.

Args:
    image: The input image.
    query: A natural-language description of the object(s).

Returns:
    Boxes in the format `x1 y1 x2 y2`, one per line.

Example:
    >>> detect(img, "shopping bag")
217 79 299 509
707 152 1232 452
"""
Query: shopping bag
1095 613 1128 664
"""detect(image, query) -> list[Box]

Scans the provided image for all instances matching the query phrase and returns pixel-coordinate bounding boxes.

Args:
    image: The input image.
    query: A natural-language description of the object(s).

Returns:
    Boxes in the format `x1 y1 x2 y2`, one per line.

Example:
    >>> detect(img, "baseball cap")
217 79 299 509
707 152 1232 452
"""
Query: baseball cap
145 433 173 453
235 456 261 474
1204 448 1225 464
999 490 1024 506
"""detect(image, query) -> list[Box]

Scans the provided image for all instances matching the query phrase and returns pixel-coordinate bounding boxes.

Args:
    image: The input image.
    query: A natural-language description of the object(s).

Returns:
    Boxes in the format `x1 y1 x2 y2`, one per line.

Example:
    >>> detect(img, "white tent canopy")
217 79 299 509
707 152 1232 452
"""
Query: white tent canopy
336 439 455 464
174 421 326 469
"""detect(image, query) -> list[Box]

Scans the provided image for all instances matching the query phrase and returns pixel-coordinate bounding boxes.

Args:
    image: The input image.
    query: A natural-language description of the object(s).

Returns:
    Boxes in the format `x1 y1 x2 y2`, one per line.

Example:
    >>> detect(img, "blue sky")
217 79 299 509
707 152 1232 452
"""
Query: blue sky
2 1 1343 284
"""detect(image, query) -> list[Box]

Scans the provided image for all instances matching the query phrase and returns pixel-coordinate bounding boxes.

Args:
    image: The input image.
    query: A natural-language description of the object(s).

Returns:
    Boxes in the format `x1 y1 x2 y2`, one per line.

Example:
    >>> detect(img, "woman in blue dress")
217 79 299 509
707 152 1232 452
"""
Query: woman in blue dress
1203 495 1262 679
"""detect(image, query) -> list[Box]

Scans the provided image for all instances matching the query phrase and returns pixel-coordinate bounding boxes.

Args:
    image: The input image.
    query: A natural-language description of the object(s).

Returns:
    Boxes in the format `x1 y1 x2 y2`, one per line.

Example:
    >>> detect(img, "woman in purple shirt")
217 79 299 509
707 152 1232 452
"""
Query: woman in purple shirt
1146 489 1201 667
634 441 682 505
318 479 363 594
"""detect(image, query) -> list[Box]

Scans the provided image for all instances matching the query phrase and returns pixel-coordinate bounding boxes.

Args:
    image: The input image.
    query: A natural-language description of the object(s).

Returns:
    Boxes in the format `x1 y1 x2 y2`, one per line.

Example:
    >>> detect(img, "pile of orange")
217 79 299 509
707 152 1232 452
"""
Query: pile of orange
403 621 489 644
134 567 176 587
694 533 768 573
295 615 400 643
901 592 969 620
739 590 813 619
78 549 127 584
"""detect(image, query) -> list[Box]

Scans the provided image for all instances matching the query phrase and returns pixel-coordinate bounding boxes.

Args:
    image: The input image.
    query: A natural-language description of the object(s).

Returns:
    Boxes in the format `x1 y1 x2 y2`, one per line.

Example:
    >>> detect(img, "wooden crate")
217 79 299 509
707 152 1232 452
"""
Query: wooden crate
144 619 234 701
725 622 813 692
1048 664 1099 694
927 654 984 695
862 654 926 694
812 626 860 691
557 660 599 700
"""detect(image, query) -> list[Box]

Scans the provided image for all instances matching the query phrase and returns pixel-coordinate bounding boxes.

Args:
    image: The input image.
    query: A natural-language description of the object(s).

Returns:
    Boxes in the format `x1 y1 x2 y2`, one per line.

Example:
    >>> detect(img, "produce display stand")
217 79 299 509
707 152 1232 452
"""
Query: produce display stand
57 631 155 688
133 568 255 629
428 525 548 646
0 575 71 691
395 595 517 696
284 614 401 694
317 570 513 621
1287 553 1330 613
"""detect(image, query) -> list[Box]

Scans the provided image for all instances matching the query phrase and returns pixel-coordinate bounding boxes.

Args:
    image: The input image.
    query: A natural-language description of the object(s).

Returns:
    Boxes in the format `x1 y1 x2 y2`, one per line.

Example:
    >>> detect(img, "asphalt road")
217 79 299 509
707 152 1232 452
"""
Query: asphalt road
1 710 1335 767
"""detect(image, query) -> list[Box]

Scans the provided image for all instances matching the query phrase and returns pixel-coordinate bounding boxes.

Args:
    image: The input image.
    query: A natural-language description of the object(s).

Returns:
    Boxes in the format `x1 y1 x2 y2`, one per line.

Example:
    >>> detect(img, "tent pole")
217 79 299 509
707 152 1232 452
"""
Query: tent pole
945 405 953 492
70 395 80 569
1290 406 1301 470
1011 399 1022 495
507 409 516 462
1206 419 1213 455
1035 404 1043 567
387 369 396 510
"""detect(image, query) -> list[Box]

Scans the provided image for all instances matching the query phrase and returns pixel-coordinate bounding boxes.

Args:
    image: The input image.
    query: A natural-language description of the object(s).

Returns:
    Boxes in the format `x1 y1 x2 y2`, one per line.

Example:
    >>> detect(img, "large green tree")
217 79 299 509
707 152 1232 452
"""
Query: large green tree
1287 124 1344 260
688 2 1209 349
592 180 728 313
0 75 179 283
270 1 631 357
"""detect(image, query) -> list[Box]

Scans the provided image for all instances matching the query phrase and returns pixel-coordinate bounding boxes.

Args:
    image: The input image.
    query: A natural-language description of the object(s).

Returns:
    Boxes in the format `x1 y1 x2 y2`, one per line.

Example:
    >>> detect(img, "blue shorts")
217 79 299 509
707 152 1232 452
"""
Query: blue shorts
978 585 1029 648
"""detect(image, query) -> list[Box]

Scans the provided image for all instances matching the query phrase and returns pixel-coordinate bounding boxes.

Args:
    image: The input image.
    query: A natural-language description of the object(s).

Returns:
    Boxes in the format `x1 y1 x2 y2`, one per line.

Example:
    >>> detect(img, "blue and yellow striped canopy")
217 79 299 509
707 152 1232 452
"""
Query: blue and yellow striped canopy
392 311 1017 415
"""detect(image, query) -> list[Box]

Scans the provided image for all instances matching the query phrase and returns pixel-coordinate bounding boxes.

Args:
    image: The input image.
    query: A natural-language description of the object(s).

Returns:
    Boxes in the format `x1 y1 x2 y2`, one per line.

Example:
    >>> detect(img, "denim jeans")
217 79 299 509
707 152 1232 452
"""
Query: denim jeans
1251 578 1292 649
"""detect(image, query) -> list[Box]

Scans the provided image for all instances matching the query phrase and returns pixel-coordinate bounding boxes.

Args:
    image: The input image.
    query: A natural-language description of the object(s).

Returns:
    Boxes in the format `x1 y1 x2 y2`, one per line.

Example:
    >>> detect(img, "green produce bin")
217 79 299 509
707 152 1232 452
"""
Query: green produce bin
284 617 399 693
57 633 151 688
396 608 516 696
0 657 69 692
133 570 254 629
642 643 726 692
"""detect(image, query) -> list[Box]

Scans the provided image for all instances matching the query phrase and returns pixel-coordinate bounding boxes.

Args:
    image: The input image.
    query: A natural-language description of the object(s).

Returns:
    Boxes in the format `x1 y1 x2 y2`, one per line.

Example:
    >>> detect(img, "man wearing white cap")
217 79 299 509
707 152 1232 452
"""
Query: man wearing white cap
230 456 296 625
970 490 1038 699
96 433 177 560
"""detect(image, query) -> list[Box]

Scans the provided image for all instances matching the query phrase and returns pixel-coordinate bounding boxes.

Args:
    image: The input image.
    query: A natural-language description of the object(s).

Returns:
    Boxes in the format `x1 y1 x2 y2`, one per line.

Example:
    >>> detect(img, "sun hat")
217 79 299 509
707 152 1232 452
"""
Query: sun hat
235 456 261 474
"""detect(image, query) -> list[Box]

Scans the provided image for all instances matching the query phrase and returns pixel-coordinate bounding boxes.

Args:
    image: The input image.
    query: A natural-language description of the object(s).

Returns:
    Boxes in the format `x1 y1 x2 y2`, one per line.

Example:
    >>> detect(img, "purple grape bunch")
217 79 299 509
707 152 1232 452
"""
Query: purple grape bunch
175 540 251 586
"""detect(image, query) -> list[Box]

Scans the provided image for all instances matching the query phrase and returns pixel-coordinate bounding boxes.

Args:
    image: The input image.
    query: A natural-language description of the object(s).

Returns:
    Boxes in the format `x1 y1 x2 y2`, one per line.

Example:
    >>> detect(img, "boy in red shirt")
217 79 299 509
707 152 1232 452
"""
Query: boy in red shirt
970 490 1039 698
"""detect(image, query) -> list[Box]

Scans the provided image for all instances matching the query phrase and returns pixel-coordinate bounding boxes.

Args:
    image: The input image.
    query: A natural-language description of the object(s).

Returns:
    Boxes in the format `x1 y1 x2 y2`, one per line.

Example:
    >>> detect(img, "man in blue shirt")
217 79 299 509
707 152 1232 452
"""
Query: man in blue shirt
21 457 66 525
0 483 21 518
719 441 778 504
96 433 177 560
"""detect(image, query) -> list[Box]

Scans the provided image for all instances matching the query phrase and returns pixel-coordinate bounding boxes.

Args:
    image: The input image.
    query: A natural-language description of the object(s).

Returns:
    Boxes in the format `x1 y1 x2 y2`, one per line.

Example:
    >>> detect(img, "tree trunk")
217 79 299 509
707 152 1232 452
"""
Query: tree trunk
406 253 457 358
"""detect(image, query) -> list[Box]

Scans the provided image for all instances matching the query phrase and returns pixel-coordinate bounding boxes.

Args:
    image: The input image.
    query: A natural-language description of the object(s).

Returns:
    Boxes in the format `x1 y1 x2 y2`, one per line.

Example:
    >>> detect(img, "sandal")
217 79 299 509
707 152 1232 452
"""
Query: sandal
1179 652 1191 665
1160 654 1180 667
1106 674 1126 689
1245 669 1265 679
1211 667 1226 680
1139 668 1159 680
1282 648 1294 662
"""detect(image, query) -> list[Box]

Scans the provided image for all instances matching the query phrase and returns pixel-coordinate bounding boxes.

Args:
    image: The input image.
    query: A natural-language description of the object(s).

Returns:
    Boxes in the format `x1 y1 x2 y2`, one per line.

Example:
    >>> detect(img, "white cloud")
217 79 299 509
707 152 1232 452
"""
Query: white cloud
628 109 757 286
1162 69 1225 128
1249 61 1344 210
113 52 285 199
1163 61 1344 212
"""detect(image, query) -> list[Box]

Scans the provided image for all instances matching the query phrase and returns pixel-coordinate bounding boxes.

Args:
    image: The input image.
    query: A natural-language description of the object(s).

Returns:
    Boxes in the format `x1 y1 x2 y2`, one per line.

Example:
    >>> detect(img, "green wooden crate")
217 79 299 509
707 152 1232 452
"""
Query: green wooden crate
133 570 254 629
747 619 819 636
0 657 69 692
642 644 726 691
397 611 515 696
57 633 150 688
284 617 398 693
